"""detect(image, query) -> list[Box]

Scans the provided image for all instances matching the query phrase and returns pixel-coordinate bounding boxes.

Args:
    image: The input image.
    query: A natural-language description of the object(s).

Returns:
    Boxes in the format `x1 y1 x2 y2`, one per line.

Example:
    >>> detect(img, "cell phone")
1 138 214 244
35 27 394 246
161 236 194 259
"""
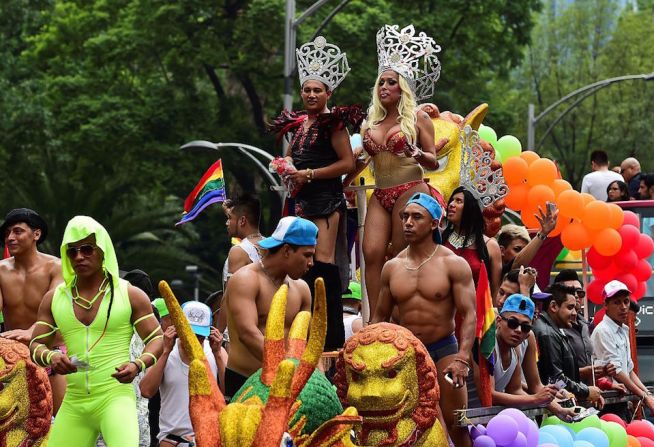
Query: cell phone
444 372 454 385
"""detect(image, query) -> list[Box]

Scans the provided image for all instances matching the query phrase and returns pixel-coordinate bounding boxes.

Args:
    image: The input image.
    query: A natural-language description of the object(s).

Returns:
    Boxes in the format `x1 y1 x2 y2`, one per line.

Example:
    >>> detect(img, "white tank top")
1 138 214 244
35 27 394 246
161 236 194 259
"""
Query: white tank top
158 341 218 441
222 238 262 285
493 340 519 393
343 313 361 341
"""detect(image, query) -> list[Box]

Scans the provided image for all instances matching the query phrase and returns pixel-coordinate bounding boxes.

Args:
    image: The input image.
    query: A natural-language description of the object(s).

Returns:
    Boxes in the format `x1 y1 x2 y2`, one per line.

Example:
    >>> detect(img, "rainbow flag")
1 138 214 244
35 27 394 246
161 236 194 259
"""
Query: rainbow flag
176 159 226 226
476 261 496 407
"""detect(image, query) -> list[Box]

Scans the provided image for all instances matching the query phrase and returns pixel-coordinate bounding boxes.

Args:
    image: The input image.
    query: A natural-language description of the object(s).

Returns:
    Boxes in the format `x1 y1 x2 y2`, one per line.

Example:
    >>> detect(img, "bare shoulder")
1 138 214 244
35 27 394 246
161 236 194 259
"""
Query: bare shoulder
127 283 151 307
484 236 500 250
0 257 15 274
226 263 260 300
290 277 311 295
41 253 61 273
227 244 249 261
438 245 473 276
229 262 260 284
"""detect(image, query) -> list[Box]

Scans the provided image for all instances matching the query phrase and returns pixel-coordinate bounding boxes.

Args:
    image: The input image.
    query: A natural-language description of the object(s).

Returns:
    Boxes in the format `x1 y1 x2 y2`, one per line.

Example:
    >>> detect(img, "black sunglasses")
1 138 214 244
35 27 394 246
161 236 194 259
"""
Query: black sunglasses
575 288 586 298
501 316 532 333
66 244 97 258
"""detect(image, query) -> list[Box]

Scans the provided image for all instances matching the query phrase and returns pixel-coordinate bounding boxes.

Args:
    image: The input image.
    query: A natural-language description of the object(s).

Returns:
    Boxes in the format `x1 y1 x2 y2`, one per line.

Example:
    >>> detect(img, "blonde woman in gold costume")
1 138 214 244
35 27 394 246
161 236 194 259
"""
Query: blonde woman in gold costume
359 69 448 315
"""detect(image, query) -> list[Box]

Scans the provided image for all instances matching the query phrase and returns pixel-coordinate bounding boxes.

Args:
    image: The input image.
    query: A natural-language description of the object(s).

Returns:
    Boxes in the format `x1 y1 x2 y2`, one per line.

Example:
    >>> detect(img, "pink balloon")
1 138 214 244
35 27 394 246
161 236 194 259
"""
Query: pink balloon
634 281 647 301
635 234 654 259
588 246 612 270
601 413 627 428
623 211 641 229
634 260 653 282
627 420 654 439
638 438 654 447
619 224 641 248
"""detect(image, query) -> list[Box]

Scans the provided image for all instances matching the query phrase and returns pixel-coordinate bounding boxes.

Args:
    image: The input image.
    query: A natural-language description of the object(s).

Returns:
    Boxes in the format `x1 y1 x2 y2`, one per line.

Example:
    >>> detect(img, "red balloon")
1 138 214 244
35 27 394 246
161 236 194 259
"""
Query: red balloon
594 265 618 281
635 234 654 259
634 260 653 282
594 307 606 324
619 224 642 248
616 273 638 294
634 281 648 301
615 249 639 271
588 246 612 270
624 211 641 229
638 438 654 447
588 279 607 305
601 413 627 428
627 421 654 440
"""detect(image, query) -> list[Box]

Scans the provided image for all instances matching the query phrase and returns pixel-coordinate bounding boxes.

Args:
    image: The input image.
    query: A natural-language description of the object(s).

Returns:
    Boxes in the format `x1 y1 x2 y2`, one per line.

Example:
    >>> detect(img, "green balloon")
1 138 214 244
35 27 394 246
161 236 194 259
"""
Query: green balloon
541 415 562 427
478 124 498 145
494 148 503 163
562 414 602 433
601 420 627 447
496 135 522 160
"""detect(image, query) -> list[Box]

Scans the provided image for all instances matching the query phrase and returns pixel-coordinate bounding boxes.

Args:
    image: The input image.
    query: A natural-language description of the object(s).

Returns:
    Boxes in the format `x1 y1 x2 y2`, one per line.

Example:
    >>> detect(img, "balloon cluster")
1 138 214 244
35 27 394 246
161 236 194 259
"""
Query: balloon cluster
470 408 539 447
538 413 654 447
478 124 522 163
586 211 654 305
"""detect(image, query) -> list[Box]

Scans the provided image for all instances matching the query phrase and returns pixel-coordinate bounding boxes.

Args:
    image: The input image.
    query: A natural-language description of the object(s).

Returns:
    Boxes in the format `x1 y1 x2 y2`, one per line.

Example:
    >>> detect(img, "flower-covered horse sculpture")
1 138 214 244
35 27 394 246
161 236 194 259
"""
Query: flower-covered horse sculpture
159 278 361 447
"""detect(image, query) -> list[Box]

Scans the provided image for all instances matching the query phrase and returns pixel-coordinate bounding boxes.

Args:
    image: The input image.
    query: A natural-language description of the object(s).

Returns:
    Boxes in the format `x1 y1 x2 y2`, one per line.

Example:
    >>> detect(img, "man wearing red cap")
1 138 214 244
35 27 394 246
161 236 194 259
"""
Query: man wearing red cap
0 208 66 411
591 280 654 418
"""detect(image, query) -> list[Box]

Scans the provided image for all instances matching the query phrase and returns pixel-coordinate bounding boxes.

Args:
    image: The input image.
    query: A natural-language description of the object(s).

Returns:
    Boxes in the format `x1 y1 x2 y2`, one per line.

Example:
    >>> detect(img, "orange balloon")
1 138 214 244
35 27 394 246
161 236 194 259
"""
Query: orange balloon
505 184 528 211
527 184 556 210
581 193 595 206
556 190 585 220
561 221 592 250
519 151 540 166
582 201 610 231
549 215 571 237
607 203 625 229
503 157 529 186
527 158 558 186
593 227 623 256
551 179 572 197
521 206 541 229
627 435 642 447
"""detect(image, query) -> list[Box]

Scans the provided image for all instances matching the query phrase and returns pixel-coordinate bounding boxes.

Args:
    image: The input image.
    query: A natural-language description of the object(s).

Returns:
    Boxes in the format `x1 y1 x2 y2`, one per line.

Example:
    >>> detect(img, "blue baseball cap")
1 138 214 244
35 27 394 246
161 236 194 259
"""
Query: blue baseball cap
259 216 318 249
182 301 212 337
405 193 444 244
500 294 535 320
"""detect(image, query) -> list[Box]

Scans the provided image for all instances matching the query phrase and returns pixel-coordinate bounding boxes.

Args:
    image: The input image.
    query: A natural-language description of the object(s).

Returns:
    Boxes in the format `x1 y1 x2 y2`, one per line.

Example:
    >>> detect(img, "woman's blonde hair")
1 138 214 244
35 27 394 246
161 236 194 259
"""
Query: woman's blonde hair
364 71 417 144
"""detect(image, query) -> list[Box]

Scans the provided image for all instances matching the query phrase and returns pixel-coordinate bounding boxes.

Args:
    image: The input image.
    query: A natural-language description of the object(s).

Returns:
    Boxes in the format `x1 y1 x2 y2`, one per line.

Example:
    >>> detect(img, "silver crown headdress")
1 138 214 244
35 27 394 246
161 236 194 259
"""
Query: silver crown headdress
296 36 350 91
459 125 508 208
376 24 442 102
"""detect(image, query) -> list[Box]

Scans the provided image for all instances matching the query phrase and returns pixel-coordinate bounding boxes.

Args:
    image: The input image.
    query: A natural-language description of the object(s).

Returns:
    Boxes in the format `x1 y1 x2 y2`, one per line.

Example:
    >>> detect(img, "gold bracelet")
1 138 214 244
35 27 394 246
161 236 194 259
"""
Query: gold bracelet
306 169 313 183
453 357 471 368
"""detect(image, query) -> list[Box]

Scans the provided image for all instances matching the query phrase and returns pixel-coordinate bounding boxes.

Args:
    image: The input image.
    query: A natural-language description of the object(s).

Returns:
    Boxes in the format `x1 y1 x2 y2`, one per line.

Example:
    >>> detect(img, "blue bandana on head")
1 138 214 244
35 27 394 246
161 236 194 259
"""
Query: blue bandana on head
405 193 444 244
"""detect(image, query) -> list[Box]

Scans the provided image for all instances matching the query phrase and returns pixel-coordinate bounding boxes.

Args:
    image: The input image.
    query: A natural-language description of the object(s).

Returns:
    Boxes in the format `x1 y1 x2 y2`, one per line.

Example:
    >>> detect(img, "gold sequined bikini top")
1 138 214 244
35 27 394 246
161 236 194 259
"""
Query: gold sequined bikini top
363 129 423 189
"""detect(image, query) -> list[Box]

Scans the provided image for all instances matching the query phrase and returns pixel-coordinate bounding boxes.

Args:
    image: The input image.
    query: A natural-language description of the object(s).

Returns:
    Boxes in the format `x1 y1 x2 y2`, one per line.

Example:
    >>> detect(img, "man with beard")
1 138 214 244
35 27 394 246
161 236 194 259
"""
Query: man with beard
0 208 66 412
223 216 315 399
372 192 476 447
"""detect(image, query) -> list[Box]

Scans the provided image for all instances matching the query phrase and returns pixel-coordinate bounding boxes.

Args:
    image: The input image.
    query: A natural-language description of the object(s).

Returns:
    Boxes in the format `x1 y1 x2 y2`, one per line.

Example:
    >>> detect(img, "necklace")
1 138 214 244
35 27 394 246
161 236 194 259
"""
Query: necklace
403 245 439 271
72 276 109 310
447 230 475 249
245 232 263 239
259 259 287 288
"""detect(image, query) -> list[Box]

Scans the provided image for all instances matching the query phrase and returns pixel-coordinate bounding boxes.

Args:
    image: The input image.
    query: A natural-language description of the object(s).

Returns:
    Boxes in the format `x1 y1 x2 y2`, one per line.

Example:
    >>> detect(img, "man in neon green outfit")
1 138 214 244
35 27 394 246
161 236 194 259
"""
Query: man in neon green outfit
29 216 164 446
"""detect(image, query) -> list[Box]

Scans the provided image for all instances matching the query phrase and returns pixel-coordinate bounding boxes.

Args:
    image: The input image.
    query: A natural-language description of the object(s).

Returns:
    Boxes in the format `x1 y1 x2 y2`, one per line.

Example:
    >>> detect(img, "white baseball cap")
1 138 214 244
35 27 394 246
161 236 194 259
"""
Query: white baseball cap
603 280 631 300
182 301 212 336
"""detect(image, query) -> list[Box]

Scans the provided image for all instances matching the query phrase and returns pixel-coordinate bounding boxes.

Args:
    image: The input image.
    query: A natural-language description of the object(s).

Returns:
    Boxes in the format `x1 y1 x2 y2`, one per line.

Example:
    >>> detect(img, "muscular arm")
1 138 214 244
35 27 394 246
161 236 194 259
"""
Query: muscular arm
227 246 252 276
415 112 446 170
226 272 264 361
139 344 170 398
129 285 164 369
371 261 395 324
47 258 63 292
486 237 503 300
298 280 312 312
449 256 476 356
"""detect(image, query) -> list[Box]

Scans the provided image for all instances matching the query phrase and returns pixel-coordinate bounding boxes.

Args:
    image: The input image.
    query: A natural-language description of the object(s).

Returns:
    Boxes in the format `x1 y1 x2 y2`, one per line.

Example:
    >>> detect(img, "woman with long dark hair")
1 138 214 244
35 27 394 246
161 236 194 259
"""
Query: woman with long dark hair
606 180 630 202
443 186 502 298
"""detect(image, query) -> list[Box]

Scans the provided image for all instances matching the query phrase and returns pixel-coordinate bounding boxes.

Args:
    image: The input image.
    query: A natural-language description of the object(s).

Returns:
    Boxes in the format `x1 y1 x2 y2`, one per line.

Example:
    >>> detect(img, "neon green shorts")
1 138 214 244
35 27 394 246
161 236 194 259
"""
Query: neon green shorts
47 386 138 447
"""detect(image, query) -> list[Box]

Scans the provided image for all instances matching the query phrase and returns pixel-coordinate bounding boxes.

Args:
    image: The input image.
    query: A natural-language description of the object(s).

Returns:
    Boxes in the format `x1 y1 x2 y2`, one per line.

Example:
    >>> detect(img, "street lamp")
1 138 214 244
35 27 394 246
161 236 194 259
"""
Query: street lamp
527 72 654 151
283 1 351 123
179 140 284 199
185 264 201 301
